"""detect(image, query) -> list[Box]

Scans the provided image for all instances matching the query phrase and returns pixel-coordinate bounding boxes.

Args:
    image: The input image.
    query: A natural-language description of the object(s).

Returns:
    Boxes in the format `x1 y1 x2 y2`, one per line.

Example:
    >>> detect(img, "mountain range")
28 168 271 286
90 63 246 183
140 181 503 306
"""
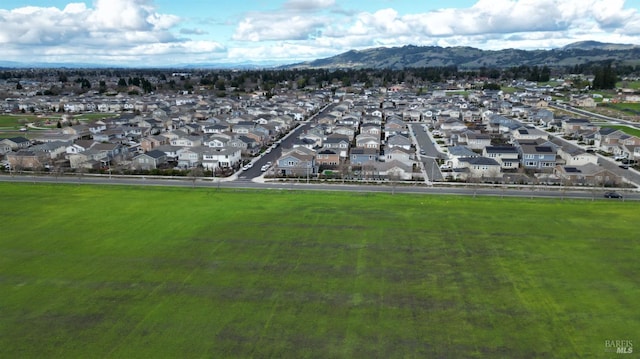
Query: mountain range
1 41 638 70
287 41 640 70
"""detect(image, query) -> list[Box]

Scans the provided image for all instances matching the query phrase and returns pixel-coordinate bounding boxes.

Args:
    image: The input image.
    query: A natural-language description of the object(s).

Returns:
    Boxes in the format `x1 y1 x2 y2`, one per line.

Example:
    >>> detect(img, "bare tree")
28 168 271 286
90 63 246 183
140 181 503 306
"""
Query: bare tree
189 166 204 188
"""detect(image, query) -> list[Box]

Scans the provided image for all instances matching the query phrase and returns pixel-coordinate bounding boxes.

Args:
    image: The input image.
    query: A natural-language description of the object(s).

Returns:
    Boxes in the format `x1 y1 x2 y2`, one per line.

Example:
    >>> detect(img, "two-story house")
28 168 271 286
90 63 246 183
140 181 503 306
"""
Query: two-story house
520 144 557 170
276 147 317 177
483 146 520 170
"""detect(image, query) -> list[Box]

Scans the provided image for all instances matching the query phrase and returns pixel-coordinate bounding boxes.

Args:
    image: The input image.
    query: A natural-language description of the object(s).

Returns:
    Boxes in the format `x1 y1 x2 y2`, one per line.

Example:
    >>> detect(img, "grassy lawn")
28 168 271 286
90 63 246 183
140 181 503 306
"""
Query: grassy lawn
0 183 638 358
602 125 640 138
617 81 640 90
605 102 640 114
74 113 119 121
0 115 34 129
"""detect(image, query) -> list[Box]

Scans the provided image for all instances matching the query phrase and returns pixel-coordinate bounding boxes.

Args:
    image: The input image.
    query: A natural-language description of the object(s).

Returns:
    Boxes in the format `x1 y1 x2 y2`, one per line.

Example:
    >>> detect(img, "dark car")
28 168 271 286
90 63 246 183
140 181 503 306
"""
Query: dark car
604 191 623 199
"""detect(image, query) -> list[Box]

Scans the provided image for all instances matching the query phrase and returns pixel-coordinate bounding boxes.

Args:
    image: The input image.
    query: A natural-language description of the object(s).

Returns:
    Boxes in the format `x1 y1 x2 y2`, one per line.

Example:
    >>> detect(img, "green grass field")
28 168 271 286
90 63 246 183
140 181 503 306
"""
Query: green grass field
1 183 638 358
603 125 640 138
617 81 640 90
605 102 640 114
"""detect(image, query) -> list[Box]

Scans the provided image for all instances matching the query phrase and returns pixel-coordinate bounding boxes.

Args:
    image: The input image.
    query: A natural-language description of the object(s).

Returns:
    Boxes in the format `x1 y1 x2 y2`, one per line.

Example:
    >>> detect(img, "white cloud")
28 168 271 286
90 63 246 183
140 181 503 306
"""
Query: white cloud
2 0 640 65
233 14 328 41
283 0 336 11
0 0 224 65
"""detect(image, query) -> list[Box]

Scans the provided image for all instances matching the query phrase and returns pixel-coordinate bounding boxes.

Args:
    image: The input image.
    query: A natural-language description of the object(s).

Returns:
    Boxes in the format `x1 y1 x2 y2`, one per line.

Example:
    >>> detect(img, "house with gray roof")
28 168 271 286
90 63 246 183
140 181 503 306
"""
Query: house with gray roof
482 146 520 170
132 150 168 170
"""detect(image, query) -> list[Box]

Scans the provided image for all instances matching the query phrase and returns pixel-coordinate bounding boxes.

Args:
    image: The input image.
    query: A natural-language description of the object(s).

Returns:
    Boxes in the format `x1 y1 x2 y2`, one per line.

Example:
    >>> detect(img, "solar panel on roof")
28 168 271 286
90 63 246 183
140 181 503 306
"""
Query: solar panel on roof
535 146 553 152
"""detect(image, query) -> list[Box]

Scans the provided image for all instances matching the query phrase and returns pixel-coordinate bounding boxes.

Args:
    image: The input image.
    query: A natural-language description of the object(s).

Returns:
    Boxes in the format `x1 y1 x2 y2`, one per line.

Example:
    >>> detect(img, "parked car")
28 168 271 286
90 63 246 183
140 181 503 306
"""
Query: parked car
604 191 623 199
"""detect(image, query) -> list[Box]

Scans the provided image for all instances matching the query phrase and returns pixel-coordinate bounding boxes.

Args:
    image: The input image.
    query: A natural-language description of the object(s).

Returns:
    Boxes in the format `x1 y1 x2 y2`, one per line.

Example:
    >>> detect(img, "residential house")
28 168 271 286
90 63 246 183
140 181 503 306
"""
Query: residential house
68 149 108 169
360 124 382 137
171 135 202 147
154 145 181 160
384 118 407 139
177 147 205 168
316 149 341 167
299 131 323 148
62 124 91 139
355 133 381 150
276 147 317 177
333 126 356 140
203 123 231 134
66 140 96 155
204 134 231 148
6 150 49 169
619 135 640 159
483 146 520 170
562 118 594 135
132 150 168 170
292 138 317 150
458 157 502 179
373 160 415 180
202 147 242 170
323 134 350 158
93 128 127 143
140 135 168 152
510 126 548 142
384 147 413 164
462 131 492 150
445 145 479 168
31 141 70 160
554 163 622 186
88 123 107 134
520 144 557 170
350 147 379 166
439 118 467 132
551 139 598 166
386 134 412 150
236 135 260 155
0 141 11 155
571 95 597 108
1 137 31 151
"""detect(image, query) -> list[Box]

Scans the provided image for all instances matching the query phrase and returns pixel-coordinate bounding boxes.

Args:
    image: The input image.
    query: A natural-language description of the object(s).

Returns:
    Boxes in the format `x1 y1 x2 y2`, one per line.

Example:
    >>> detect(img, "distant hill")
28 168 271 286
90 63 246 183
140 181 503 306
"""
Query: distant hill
287 42 640 70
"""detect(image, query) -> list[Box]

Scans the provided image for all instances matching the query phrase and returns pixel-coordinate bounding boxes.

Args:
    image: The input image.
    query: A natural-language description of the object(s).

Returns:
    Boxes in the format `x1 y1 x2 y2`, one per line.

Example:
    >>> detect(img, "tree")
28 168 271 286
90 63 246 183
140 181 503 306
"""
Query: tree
483 82 501 91
215 79 226 91
592 63 616 89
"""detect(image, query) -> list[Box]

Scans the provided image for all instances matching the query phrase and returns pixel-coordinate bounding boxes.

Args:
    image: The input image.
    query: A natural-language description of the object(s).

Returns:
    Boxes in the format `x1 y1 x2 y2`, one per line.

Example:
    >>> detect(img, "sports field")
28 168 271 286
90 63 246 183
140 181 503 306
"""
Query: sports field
1 183 638 358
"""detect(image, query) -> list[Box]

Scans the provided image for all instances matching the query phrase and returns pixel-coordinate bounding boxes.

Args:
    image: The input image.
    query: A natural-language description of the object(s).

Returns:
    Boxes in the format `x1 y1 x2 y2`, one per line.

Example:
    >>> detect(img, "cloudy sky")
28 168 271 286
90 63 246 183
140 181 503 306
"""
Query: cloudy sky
2 0 640 67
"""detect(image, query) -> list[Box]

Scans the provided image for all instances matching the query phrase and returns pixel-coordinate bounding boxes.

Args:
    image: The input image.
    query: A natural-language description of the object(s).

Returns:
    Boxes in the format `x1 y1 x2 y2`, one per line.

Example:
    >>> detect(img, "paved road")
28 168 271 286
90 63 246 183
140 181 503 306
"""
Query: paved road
237 103 334 181
550 103 640 128
2 173 637 202
409 123 445 181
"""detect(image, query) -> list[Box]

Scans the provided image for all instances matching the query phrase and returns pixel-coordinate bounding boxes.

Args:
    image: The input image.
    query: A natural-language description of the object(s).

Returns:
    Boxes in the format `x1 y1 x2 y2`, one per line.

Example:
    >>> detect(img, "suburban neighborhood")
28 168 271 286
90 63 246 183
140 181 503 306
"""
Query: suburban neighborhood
1 70 639 190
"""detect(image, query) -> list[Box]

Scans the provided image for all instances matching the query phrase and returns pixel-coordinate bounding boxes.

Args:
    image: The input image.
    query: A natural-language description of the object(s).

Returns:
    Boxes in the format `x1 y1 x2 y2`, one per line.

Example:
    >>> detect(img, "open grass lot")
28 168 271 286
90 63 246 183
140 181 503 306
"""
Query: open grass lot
1 183 638 358
604 102 640 114
602 125 640 138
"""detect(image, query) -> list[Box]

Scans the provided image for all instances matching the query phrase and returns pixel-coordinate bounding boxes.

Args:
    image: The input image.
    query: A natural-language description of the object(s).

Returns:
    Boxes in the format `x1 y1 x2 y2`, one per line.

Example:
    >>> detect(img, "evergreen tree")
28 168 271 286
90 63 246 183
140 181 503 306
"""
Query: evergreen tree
592 63 616 89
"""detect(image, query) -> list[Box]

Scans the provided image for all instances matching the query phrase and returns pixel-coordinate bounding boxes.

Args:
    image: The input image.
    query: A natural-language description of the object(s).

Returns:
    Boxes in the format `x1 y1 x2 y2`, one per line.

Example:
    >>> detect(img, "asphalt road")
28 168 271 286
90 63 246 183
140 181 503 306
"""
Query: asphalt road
549 103 640 129
409 123 445 181
2 172 637 202
237 103 334 181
